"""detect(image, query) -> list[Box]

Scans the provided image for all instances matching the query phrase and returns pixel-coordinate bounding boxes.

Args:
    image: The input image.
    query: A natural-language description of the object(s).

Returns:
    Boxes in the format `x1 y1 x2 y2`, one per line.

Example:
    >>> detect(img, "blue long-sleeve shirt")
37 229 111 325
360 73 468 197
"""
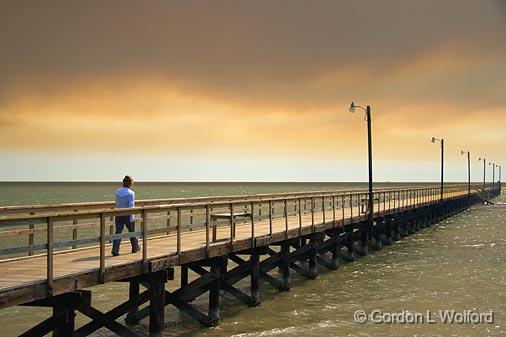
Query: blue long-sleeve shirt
116 187 135 221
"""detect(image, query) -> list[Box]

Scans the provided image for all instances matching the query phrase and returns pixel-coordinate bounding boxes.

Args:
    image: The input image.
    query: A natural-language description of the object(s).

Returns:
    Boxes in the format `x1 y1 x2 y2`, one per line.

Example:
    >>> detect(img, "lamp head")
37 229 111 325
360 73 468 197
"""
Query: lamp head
461 150 465 155
431 137 436 143
349 102 356 113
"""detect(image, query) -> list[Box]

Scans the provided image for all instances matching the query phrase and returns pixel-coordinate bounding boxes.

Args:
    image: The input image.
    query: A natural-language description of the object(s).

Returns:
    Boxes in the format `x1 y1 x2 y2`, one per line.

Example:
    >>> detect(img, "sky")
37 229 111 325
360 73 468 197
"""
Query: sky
0 0 505 182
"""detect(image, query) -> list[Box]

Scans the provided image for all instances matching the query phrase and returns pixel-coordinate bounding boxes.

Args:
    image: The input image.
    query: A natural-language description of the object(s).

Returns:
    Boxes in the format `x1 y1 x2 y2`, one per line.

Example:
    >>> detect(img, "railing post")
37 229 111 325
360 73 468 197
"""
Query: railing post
206 205 210 255
229 203 234 243
46 216 54 296
99 213 106 283
332 195 336 227
376 192 380 215
28 211 35 256
284 199 289 234
250 202 255 246
268 200 273 236
311 197 315 230
142 209 148 273
166 210 171 235
109 208 114 244
177 208 181 257
189 208 194 232
298 198 302 235
321 196 326 224
341 195 345 225
350 194 353 219
72 209 78 249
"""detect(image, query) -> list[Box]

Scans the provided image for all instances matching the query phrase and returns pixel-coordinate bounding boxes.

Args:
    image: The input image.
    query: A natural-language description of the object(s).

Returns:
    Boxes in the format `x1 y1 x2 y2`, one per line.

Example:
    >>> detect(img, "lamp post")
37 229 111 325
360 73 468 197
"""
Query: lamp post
431 137 444 202
461 150 471 195
489 162 496 192
349 102 373 249
479 157 486 191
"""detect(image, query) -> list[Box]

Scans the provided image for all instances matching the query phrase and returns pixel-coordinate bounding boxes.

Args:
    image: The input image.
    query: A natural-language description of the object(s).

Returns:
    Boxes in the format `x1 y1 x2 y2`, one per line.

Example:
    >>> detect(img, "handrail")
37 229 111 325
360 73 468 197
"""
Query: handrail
0 183 472 214
0 183 487 224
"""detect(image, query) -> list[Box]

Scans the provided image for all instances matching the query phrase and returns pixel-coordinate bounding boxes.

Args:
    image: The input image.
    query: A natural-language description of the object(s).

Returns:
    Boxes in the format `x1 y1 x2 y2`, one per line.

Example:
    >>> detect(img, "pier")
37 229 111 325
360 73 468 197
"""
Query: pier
0 184 500 337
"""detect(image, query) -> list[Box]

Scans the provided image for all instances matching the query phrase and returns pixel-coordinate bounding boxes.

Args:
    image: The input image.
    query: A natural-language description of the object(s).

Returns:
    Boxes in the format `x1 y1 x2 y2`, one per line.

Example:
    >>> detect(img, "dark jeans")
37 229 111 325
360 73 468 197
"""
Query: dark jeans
112 216 140 254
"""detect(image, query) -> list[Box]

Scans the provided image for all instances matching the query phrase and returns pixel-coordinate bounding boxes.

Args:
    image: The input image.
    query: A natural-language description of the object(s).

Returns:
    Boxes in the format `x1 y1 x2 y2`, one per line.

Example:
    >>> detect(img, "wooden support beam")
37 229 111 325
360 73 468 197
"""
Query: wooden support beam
228 253 246 265
77 302 140 337
286 241 313 262
53 303 76 337
260 271 284 290
308 235 317 279
370 225 383 251
392 220 401 241
330 237 340 269
125 280 140 325
259 251 285 273
75 288 150 337
357 227 369 256
280 242 290 291
20 291 89 337
407 219 416 235
382 218 393 245
344 229 355 261
290 261 312 278
221 282 256 307
181 265 189 289
129 266 220 323
169 295 211 325
178 272 219 302
250 249 260 306
222 261 251 285
208 258 221 326
318 234 340 270
149 271 168 337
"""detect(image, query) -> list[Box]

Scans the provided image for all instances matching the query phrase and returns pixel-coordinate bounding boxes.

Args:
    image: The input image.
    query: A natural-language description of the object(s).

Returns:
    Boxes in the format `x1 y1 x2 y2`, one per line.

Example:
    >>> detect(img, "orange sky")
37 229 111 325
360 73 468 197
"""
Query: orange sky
0 1 505 181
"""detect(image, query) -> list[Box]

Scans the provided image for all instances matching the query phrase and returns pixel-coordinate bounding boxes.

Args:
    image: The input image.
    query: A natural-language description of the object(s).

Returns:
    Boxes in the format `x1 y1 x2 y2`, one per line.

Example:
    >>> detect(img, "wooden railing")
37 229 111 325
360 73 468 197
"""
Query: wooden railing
0 183 498 292
0 184 476 216
0 185 473 251
0 183 494 254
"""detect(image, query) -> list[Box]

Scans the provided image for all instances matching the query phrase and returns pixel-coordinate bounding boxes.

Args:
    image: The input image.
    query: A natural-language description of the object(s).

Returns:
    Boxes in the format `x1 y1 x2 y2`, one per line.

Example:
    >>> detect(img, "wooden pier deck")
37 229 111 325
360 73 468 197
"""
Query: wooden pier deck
0 184 499 337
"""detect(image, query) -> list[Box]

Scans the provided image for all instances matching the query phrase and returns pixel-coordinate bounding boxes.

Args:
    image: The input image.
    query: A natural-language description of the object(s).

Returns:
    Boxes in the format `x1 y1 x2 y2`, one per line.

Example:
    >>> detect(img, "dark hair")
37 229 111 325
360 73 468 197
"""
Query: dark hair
123 175 134 188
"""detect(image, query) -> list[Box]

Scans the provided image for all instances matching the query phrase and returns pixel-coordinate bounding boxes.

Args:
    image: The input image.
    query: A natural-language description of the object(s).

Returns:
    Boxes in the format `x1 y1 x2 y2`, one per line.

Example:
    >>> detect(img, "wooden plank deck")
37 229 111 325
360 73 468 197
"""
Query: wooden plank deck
0 186 480 309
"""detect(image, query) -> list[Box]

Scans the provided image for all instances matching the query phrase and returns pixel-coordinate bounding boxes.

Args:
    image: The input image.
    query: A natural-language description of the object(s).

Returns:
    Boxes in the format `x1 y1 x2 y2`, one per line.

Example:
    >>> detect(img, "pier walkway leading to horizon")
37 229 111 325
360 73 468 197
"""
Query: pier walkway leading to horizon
0 183 500 337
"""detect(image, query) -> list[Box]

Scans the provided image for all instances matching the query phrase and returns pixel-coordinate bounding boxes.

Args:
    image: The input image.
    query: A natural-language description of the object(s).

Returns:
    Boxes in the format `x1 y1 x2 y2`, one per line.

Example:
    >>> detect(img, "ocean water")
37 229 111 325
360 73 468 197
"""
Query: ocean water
0 182 449 206
0 183 504 336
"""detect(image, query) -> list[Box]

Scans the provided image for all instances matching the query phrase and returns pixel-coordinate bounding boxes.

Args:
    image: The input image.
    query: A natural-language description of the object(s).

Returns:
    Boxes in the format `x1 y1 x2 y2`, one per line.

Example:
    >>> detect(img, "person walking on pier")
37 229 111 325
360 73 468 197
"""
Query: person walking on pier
111 175 140 256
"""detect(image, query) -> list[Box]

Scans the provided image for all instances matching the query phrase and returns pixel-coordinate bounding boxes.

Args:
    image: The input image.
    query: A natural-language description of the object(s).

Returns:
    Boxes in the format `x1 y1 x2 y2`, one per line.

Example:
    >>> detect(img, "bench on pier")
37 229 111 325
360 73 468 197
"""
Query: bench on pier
210 212 252 242
360 198 380 213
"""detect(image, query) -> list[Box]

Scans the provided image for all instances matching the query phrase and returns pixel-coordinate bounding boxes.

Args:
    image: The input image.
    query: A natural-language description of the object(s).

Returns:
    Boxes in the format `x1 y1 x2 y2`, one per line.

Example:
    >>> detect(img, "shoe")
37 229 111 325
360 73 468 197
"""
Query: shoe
132 246 141 254
111 251 120 256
